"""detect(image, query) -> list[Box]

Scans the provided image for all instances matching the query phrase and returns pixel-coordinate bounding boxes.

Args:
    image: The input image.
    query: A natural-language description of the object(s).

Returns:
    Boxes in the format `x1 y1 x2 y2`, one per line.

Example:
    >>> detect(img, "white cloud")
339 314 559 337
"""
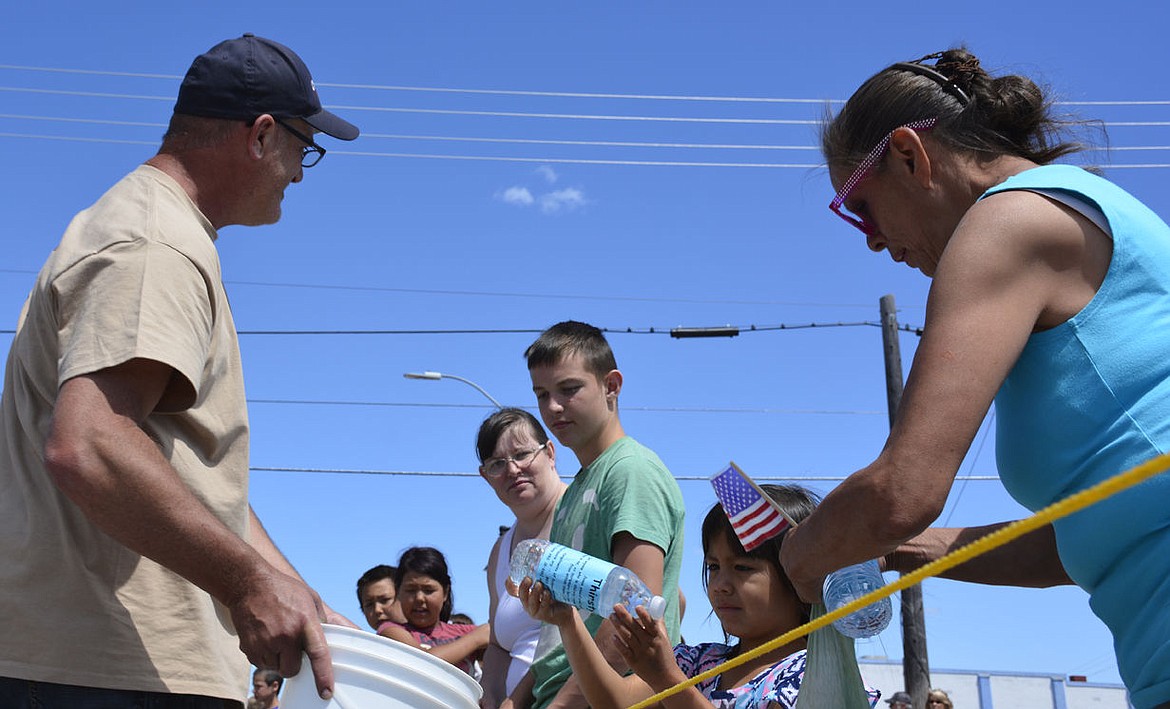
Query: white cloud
535 165 558 184
540 188 587 215
495 180 588 215
497 186 534 207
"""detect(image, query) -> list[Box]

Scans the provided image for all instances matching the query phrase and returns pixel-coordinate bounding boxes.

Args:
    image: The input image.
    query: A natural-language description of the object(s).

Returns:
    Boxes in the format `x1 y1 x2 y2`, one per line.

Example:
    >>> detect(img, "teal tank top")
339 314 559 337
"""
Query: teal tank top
988 165 1170 707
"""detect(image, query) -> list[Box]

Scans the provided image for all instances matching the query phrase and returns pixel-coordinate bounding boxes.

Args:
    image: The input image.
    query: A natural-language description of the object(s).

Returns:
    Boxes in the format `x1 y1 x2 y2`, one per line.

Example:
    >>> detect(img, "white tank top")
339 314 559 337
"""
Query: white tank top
493 525 544 695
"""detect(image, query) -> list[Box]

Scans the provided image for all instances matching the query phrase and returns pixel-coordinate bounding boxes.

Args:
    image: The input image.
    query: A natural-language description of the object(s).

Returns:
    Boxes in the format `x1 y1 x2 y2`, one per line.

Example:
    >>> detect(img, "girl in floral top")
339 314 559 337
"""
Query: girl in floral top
517 484 879 708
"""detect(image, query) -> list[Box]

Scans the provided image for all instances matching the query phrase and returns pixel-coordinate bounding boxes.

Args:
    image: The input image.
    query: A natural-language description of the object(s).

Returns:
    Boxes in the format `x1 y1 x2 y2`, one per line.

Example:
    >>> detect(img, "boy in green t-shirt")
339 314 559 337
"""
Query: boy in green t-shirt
507 320 685 709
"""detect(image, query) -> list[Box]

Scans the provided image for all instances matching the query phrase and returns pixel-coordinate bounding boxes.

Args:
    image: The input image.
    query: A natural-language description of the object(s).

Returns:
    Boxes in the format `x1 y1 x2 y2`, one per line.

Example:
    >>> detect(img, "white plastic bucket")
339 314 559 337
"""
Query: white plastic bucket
281 624 482 709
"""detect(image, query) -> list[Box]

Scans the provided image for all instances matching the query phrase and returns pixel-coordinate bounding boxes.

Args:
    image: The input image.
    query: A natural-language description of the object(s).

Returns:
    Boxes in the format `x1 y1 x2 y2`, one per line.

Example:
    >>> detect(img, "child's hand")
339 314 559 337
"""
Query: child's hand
516 577 575 627
611 605 683 691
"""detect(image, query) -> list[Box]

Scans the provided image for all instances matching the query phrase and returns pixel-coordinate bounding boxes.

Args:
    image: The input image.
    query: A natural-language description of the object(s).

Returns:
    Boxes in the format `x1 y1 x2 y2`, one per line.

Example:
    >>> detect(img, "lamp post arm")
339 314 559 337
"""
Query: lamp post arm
402 371 503 409
442 374 504 409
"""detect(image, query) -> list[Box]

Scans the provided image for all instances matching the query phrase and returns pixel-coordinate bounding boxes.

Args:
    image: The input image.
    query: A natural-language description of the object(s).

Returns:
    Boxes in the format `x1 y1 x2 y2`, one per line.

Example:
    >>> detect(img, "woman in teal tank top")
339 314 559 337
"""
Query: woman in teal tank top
778 48 1170 709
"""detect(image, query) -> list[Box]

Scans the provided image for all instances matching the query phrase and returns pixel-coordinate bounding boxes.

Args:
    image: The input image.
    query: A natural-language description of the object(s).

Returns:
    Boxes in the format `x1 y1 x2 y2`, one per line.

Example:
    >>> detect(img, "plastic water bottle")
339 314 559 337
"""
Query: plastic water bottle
510 539 666 619
822 559 893 639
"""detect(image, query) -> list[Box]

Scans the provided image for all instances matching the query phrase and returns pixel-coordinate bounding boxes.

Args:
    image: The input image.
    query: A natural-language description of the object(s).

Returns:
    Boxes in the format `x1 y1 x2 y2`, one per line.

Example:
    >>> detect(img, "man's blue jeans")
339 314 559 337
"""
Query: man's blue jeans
0 677 236 708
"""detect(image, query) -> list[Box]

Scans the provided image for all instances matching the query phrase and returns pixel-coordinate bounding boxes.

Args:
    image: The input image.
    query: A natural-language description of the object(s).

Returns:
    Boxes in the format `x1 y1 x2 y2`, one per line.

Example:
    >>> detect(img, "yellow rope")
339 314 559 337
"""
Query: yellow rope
627 451 1170 709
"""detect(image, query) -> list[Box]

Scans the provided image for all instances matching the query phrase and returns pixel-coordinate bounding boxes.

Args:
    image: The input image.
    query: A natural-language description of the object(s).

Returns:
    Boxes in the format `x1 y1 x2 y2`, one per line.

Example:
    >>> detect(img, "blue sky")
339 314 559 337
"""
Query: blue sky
5 1 1168 692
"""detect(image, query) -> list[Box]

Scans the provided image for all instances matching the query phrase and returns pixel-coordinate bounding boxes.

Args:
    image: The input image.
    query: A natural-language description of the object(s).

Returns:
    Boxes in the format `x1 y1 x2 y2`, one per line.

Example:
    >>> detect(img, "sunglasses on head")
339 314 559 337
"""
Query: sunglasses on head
828 118 937 236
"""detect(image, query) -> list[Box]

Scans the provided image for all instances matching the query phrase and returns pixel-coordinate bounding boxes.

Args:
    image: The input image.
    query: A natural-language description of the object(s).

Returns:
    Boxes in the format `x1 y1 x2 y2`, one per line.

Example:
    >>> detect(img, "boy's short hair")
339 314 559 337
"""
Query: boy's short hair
524 320 617 380
356 564 397 606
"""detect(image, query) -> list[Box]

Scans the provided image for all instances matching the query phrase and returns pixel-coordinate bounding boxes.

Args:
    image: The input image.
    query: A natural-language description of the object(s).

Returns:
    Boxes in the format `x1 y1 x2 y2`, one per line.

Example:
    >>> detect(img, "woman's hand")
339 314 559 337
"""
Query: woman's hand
516 577 576 627
610 605 685 692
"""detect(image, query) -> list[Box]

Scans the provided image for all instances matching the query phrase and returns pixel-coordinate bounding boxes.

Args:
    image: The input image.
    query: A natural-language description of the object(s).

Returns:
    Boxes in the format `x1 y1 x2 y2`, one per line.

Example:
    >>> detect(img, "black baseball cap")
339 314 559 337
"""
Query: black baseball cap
174 33 358 141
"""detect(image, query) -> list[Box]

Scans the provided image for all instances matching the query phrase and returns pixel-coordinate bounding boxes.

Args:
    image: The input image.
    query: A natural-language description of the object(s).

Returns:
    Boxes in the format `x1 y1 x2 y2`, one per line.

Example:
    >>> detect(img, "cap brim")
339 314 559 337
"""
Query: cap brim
304 109 359 141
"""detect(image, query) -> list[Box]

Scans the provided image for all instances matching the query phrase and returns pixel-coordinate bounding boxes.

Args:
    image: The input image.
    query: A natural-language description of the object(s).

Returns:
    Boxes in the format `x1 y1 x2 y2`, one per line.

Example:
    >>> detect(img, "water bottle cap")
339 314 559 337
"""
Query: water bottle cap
646 595 666 620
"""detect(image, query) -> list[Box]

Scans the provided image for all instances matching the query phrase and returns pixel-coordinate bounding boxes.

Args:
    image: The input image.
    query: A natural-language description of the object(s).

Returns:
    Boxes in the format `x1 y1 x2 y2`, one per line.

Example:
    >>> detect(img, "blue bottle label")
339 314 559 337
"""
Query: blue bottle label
534 543 617 614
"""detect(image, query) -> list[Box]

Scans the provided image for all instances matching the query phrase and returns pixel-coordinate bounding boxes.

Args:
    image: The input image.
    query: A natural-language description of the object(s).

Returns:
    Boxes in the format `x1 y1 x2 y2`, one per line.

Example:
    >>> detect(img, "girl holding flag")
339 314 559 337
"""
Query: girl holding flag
516 481 880 708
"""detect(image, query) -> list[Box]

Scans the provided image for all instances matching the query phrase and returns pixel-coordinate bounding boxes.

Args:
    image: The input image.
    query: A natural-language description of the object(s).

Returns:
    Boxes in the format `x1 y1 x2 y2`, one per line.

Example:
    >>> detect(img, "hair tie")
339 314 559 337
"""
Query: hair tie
891 60 971 107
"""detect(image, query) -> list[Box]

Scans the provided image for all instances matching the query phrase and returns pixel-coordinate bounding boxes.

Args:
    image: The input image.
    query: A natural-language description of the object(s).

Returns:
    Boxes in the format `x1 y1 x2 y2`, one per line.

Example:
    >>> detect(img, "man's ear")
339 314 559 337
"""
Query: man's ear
888 126 933 188
603 369 623 401
247 114 277 160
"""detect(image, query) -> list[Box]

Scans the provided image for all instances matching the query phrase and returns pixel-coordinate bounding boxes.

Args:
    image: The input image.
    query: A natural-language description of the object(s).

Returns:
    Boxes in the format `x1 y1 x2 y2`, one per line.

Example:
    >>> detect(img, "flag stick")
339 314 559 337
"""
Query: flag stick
728 461 797 528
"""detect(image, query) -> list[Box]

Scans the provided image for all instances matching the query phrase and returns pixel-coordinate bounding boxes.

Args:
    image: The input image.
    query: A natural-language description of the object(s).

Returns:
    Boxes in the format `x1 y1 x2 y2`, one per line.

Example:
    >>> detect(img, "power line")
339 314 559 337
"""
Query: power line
3 322 925 338
0 132 156 147
0 64 179 81
250 465 1000 482
943 410 996 526
4 85 1170 128
331 103 818 125
0 113 167 128
0 86 814 124
0 269 895 309
2 133 1164 169
326 82 830 104
3 64 1169 107
0 65 829 103
0 86 170 102
230 321 920 336
311 132 822 151
0 131 820 167
338 150 819 168
247 398 886 416
5 114 1170 154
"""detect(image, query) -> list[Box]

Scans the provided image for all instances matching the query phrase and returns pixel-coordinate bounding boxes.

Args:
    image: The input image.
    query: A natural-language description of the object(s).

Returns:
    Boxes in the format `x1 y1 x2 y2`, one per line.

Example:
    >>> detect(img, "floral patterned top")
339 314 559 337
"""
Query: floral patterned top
672 643 880 708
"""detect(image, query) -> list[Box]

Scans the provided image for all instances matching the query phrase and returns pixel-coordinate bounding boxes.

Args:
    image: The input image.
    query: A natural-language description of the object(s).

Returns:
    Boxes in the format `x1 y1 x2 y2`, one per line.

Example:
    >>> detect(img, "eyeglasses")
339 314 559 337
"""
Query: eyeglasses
275 118 327 168
480 443 548 478
828 117 936 236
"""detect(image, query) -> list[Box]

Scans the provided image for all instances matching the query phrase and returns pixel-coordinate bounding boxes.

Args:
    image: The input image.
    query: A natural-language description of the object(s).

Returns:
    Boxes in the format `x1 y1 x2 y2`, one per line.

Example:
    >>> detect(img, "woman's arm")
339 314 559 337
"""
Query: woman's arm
480 643 510 708
481 536 508 707
501 669 536 709
782 191 1095 601
887 523 1073 587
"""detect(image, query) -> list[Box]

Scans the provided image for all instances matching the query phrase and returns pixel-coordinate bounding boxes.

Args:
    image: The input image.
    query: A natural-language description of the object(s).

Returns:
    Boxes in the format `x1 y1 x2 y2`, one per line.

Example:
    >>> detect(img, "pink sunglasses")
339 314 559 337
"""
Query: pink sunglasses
828 117 937 236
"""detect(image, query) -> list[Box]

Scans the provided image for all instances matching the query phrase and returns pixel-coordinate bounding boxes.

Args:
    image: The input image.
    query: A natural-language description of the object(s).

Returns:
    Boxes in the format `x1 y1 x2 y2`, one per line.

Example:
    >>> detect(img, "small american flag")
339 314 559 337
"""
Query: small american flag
710 463 790 551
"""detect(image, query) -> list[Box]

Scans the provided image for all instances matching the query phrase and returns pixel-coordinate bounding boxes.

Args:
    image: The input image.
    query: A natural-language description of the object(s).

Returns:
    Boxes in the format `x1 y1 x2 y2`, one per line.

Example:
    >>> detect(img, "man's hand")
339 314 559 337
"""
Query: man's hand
227 567 334 699
320 600 360 630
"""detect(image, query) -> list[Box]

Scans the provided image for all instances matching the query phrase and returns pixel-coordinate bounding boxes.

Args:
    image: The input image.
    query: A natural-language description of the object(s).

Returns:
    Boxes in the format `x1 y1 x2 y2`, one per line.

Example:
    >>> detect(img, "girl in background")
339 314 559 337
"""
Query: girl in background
377 546 490 676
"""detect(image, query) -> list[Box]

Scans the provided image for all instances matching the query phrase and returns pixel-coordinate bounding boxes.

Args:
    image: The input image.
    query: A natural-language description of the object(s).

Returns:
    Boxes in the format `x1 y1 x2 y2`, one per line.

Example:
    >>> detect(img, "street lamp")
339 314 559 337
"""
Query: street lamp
403 371 503 409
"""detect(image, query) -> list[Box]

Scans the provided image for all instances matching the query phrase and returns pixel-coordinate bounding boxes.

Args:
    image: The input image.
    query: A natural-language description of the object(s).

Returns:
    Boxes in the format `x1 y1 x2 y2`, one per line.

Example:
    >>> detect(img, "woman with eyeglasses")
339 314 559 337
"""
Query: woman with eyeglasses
779 48 1170 709
475 408 568 709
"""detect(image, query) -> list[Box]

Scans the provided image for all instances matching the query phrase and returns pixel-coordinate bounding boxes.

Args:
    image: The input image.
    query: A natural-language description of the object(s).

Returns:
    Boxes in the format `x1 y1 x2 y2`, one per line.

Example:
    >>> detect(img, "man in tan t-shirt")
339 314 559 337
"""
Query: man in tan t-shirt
0 35 358 707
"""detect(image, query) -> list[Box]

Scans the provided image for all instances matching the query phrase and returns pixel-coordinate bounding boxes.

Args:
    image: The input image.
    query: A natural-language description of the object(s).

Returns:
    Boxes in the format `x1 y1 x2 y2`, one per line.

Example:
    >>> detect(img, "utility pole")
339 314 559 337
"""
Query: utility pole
880 294 931 709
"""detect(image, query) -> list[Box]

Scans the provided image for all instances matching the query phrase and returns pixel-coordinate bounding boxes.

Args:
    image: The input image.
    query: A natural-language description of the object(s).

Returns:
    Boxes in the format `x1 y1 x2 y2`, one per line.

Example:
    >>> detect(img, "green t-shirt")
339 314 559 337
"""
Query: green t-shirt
531 436 686 708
